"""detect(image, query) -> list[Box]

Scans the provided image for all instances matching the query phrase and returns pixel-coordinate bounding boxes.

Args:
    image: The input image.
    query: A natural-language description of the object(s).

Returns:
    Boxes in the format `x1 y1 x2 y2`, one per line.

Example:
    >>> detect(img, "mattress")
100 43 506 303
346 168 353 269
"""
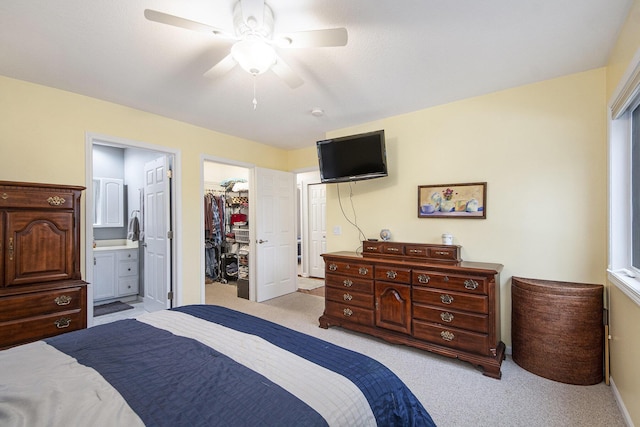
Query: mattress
0 304 435 426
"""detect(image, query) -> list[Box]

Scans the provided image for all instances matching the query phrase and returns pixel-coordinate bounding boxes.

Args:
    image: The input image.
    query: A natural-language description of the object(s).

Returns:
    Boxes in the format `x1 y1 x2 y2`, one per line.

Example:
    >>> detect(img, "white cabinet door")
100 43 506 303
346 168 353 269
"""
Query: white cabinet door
93 251 117 301
94 178 124 228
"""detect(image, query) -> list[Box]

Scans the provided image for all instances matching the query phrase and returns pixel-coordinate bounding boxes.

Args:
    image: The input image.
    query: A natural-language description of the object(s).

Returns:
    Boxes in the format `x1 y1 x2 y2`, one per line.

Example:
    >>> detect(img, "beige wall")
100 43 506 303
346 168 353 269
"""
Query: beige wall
299 69 607 349
605 0 640 425
0 75 289 304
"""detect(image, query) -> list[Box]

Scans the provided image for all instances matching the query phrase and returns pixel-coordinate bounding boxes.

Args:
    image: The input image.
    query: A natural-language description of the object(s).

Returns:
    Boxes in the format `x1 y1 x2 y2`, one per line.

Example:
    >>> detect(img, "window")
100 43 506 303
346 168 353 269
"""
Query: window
633 104 640 270
609 57 640 305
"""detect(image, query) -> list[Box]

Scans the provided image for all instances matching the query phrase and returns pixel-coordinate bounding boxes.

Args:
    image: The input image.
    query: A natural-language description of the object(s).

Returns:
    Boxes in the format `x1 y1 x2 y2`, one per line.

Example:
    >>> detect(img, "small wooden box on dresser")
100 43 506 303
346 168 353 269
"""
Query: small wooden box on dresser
0 181 87 349
319 240 506 378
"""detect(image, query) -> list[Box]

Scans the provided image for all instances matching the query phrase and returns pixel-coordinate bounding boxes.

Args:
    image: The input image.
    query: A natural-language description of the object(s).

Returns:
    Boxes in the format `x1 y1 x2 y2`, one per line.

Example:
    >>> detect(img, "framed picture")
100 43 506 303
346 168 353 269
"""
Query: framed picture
418 182 486 219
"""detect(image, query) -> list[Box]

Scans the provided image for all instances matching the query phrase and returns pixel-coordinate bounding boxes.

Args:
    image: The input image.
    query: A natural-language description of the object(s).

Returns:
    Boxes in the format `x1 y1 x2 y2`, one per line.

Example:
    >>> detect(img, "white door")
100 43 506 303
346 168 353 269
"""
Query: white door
143 156 171 312
255 167 297 302
309 183 326 278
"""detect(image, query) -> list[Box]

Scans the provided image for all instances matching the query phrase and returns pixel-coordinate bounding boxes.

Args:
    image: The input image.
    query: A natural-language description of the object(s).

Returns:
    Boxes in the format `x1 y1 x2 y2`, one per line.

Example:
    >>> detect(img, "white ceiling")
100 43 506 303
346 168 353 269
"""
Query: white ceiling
0 1 632 150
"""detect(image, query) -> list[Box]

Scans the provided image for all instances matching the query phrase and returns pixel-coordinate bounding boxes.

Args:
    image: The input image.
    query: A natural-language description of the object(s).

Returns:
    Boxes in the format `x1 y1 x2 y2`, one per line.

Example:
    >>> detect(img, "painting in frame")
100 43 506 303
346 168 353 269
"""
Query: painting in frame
418 182 486 219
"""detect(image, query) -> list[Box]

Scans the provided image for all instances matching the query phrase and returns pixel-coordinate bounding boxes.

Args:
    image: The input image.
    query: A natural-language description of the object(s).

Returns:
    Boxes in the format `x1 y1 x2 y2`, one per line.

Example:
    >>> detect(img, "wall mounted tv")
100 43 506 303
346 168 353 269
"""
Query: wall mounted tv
317 130 387 183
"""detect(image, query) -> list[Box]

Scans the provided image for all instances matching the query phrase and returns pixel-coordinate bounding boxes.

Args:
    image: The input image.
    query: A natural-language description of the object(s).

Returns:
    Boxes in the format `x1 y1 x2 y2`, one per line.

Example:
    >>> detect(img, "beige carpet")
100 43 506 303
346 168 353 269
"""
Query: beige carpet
296 276 324 290
205 282 626 427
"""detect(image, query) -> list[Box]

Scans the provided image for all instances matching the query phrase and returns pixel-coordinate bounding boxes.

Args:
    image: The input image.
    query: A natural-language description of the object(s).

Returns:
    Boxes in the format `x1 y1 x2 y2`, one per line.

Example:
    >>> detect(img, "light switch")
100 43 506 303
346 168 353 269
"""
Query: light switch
333 225 342 235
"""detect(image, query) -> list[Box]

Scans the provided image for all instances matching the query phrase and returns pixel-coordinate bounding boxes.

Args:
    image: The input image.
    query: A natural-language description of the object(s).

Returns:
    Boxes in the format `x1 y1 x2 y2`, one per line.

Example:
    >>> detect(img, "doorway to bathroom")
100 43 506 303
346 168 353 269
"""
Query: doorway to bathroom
85 133 179 325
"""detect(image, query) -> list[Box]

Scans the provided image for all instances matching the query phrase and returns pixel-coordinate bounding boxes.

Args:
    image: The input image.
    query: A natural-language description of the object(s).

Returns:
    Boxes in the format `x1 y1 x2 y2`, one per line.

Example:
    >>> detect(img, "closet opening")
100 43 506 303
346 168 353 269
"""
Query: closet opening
203 160 251 301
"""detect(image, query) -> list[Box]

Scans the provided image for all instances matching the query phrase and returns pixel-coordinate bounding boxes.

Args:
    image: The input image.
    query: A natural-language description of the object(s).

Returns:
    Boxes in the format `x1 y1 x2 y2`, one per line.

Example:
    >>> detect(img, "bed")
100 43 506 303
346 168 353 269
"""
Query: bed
0 304 435 426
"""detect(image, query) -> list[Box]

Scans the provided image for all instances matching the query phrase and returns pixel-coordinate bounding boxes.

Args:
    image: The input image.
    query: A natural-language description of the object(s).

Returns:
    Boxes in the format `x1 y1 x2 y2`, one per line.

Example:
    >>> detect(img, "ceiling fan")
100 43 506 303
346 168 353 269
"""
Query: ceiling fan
144 0 348 89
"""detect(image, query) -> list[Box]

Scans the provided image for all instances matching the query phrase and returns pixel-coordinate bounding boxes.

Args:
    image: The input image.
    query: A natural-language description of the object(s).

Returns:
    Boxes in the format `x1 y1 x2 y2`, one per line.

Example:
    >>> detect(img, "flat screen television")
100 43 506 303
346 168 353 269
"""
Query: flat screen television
317 130 387 183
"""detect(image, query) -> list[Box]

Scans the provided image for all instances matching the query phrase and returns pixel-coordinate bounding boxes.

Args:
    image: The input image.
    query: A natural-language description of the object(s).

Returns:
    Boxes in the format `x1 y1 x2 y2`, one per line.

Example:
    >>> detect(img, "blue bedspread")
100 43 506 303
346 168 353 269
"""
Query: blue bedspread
46 304 435 427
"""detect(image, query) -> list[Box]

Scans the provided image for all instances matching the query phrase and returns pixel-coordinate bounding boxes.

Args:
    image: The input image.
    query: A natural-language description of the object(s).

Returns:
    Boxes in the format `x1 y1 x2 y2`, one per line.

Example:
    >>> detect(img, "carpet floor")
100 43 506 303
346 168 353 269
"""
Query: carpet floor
205 282 626 427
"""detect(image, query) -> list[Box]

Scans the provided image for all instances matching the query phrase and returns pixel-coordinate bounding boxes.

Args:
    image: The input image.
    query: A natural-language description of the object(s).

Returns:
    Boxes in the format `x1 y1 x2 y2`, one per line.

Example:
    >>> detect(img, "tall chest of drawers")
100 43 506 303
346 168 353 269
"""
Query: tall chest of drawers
320 241 505 378
0 181 87 349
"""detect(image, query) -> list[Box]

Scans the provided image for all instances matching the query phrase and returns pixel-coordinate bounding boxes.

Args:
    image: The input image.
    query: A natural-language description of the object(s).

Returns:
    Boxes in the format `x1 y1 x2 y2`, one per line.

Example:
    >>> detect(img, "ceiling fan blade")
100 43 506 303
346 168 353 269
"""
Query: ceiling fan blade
240 0 265 29
144 9 233 38
203 54 237 79
271 56 304 89
276 28 348 48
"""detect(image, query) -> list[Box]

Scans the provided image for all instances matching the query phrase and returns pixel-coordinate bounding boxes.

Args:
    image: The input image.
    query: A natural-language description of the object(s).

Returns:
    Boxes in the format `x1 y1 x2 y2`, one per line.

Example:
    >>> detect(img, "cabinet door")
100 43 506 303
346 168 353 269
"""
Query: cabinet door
375 281 412 334
5 211 75 286
94 178 123 228
93 252 117 301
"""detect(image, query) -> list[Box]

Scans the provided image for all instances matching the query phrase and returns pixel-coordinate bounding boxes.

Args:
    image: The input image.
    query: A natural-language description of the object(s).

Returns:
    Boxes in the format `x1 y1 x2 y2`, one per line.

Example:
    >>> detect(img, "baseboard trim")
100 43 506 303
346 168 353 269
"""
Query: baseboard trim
610 376 635 427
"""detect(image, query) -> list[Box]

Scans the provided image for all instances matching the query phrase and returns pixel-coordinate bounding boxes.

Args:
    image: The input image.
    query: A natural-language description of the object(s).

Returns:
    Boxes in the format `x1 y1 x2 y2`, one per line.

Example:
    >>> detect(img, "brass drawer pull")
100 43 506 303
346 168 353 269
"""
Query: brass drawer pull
54 295 72 306
464 279 479 290
55 317 71 329
435 251 449 256
386 270 397 279
1 192 8 200
365 246 377 251
418 274 430 284
328 263 338 271
343 279 353 287
440 312 454 323
440 331 455 341
408 249 421 254
441 294 454 304
343 308 353 317
47 196 66 206
386 247 400 252
8 237 14 261
343 293 353 301
358 267 369 275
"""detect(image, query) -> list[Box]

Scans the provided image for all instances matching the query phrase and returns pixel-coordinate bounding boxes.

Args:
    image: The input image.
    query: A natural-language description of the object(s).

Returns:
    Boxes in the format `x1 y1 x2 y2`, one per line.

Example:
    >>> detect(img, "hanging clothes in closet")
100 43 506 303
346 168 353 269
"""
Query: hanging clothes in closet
204 191 226 282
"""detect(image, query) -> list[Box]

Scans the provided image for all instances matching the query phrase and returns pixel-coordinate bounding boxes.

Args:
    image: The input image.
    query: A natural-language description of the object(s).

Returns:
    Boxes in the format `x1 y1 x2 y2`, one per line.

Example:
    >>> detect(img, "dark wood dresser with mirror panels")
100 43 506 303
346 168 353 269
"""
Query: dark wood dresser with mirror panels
320 240 505 378
0 181 87 349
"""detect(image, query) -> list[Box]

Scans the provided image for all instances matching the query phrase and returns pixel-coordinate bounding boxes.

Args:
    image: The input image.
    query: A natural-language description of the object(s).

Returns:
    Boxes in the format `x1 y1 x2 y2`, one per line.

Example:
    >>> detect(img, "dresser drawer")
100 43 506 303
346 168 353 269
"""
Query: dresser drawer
405 245 429 257
375 265 411 284
326 287 373 309
413 303 488 333
0 187 76 209
325 273 373 294
0 286 84 322
324 301 374 326
413 288 488 314
381 242 405 256
325 260 374 279
413 270 487 295
413 319 490 355
362 241 384 254
427 247 459 262
0 309 85 348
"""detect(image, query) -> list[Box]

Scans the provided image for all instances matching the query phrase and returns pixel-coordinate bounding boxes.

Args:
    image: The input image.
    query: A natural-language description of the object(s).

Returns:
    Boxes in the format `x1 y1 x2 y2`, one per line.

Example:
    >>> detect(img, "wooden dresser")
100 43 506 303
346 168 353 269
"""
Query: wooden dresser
320 240 505 378
0 181 87 349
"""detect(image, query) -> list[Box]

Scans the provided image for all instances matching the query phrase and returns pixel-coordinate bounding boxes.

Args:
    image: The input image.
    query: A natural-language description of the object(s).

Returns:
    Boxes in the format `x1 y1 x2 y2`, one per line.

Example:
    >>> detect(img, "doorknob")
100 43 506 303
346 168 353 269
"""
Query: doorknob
258 239 268 244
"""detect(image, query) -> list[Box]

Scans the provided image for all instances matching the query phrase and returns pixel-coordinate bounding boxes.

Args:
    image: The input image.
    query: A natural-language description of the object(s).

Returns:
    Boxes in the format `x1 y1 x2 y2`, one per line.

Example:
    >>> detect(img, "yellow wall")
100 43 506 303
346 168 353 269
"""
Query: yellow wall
605 0 640 425
305 69 607 348
0 75 289 304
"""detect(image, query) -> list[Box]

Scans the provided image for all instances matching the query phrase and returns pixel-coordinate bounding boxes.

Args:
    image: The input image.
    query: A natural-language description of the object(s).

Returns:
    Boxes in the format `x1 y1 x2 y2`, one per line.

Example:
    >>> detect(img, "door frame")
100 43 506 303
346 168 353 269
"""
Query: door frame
200 155 255 302
294 168 322 278
85 132 181 324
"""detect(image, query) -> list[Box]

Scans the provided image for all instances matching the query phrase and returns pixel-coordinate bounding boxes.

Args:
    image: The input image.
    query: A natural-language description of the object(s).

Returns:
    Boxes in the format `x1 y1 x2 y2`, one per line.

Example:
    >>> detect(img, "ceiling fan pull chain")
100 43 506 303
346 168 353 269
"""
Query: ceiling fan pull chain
252 75 258 110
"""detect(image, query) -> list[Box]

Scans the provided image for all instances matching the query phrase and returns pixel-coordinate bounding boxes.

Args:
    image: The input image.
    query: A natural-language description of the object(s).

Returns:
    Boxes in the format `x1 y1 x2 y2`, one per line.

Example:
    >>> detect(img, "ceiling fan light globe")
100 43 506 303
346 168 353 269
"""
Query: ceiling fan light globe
231 39 277 75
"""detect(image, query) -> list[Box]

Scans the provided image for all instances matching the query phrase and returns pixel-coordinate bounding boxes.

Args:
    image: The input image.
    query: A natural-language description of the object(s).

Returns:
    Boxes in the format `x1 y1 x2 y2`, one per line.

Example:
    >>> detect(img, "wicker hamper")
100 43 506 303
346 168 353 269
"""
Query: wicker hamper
511 277 604 385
